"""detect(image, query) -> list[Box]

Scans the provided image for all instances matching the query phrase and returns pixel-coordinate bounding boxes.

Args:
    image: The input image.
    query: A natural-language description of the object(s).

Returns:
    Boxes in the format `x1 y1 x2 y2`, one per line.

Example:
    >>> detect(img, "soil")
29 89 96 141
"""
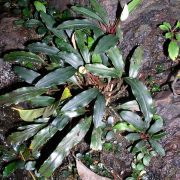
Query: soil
0 0 180 179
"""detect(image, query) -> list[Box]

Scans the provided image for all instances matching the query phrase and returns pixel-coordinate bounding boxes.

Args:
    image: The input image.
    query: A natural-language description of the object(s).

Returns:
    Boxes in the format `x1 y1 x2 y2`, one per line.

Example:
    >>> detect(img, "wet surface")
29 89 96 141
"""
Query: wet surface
0 0 180 179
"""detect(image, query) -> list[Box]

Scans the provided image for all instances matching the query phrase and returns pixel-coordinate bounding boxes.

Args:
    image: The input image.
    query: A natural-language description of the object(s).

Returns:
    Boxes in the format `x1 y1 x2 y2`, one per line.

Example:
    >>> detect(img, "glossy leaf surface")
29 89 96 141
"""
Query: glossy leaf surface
94 35 119 54
120 111 144 130
0 87 47 105
14 66 40 84
28 42 59 56
4 51 44 64
36 66 76 88
107 46 124 71
93 94 106 128
86 64 121 77
62 88 99 111
38 117 92 177
125 78 155 124
129 46 144 78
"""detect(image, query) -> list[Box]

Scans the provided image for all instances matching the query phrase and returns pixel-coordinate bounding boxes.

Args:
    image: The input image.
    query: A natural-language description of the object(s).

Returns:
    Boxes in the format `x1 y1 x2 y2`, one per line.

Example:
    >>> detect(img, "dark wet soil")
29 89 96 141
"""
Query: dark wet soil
0 0 180 179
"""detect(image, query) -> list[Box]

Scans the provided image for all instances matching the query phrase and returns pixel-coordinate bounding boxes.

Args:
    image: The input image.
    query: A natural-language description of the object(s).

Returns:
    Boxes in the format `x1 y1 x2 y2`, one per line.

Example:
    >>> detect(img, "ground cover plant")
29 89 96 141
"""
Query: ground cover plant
0 0 165 179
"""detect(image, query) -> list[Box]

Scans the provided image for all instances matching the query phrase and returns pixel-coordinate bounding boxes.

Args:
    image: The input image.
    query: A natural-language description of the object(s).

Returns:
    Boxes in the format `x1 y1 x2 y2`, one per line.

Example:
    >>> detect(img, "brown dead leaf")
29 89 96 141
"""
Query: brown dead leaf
76 159 111 180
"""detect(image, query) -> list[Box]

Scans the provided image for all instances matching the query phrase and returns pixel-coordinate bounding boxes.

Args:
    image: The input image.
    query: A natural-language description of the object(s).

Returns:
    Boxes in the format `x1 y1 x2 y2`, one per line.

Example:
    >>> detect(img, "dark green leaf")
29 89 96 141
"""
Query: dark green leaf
71 6 105 24
25 19 43 28
94 35 119 54
148 116 163 134
75 30 90 63
106 46 124 71
93 94 105 128
125 78 155 124
151 132 166 140
62 88 99 111
40 11 55 28
8 123 46 145
90 127 103 150
30 125 58 157
58 52 84 69
57 19 100 30
168 40 179 61
0 87 47 105
149 140 165 156
4 51 44 64
55 37 76 53
52 115 70 130
38 116 92 177
3 161 25 177
129 46 144 78
36 66 76 88
90 0 109 25
126 133 140 141
120 111 144 130
29 96 55 107
28 42 59 56
85 64 121 78
14 66 40 84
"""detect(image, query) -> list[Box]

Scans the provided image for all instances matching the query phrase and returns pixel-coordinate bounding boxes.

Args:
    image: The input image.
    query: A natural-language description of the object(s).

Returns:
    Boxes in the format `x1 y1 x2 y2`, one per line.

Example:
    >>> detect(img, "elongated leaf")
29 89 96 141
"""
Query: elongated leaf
94 35 119 54
58 52 84 69
168 40 179 61
148 116 163 134
28 42 59 56
13 107 45 122
0 87 47 105
63 108 86 118
14 66 40 84
40 12 55 29
75 30 90 63
128 0 141 13
34 1 46 13
52 115 70 130
126 133 140 141
55 37 76 53
29 96 55 107
8 123 46 145
25 19 43 28
116 100 140 111
106 46 124 71
36 66 76 88
125 78 155 124
3 160 25 177
62 88 99 111
38 116 92 177
120 111 144 130
113 122 135 132
72 6 104 24
149 140 165 156
90 127 103 150
57 19 100 30
129 46 144 78
86 64 121 78
93 94 106 128
90 0 109 25
4 51 44 64
30 125 58 157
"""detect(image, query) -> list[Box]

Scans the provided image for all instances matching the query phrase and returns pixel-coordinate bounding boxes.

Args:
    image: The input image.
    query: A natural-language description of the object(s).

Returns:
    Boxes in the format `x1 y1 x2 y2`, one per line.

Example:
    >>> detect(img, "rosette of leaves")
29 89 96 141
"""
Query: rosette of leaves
0 0 163 178
159 21 180 61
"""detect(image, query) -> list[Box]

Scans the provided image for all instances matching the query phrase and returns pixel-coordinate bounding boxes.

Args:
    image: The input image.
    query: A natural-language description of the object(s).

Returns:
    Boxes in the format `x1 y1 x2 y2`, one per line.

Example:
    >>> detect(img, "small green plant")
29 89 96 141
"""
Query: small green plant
0 0 164 179
159 21 180 61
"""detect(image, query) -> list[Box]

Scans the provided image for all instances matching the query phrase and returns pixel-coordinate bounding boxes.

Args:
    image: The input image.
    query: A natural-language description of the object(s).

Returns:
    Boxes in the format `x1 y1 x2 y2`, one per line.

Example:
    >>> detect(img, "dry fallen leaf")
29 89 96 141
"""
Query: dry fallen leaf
76 159 111 180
